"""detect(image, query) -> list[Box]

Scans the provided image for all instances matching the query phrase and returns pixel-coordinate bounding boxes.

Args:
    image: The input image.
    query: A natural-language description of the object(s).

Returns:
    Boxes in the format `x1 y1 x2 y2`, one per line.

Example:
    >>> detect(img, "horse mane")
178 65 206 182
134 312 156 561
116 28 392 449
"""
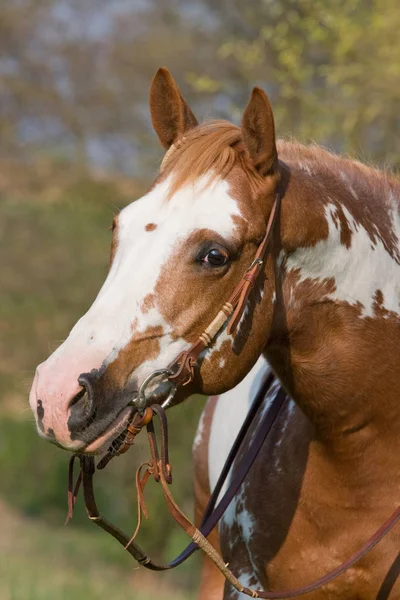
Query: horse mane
278 139 400 208
161 119 400 203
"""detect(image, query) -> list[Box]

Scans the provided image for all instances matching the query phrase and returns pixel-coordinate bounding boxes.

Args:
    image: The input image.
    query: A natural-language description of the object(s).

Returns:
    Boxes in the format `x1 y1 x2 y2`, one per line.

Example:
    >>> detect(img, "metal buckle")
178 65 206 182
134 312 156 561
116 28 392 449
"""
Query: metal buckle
129 369 177 414
246 257 263 272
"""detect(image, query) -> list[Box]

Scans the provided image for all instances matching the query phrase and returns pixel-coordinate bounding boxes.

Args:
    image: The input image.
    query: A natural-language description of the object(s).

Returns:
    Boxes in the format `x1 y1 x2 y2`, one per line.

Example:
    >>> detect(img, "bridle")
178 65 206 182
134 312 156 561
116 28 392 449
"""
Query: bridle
66 189 400 598
127 189 281 416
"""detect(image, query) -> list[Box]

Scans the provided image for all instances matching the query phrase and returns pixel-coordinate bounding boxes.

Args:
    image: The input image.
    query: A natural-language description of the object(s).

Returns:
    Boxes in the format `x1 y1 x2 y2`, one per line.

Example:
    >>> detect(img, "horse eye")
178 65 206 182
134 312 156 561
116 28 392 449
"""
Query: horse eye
202 249 229 267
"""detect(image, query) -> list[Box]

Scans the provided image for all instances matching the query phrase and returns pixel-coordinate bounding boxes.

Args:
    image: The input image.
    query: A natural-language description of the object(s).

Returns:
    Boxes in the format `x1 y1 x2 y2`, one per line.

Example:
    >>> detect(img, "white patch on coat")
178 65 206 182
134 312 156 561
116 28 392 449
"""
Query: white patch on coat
284 201 400 317
192 408 207 452
208 355 270 499
217 373 286 544
273 398 295 472
209 326 234 357
221 485 259 567
299 163 313 176
229 569 263 599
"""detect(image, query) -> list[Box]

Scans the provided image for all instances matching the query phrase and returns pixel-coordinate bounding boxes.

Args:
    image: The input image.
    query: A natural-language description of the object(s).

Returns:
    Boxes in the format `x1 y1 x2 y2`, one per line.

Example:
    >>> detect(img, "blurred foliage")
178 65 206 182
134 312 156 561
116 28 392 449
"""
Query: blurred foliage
0 494 196 599
1 0 399 174
212 0 400 164
0 191 204 596
0 0 399 597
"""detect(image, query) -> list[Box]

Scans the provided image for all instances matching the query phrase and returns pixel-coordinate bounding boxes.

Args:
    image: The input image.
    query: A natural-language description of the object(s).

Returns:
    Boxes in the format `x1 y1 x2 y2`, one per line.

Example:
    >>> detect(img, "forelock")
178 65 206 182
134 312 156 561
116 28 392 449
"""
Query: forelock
160 120 246 197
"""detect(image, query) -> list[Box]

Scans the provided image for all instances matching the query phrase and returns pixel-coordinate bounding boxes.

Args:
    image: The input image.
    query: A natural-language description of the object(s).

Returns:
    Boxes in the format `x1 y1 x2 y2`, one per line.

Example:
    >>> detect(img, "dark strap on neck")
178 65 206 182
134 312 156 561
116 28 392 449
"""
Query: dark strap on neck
69 372 281 568
171 372 285 566
68 377 400 596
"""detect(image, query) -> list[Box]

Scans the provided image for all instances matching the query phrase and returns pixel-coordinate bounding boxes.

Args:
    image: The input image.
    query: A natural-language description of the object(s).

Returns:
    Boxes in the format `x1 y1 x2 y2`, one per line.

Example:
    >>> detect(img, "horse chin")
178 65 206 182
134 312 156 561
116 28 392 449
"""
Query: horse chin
78 379 177 456
82 406 133 455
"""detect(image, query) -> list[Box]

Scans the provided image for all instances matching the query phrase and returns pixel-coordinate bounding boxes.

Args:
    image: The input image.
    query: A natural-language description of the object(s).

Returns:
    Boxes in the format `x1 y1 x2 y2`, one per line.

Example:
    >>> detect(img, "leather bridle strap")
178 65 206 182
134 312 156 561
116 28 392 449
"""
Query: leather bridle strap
79 455 168 570
151 409 400 599
69 390 400 597
69 371 282 571
168 194 280 388
113 404 400 598
170 372 286 567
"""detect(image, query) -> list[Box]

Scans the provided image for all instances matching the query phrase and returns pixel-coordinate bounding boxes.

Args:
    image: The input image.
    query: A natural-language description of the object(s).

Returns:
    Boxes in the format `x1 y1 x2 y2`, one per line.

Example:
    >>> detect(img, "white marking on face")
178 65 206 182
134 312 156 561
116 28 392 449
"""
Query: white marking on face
284 200 400 317
50 174 241 371
31 172 244 445
91 174 241 368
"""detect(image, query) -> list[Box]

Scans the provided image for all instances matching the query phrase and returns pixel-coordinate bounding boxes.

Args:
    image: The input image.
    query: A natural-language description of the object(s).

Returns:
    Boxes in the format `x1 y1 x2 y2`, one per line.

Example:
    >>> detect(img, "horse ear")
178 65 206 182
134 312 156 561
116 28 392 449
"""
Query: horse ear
150 67 198 149
241 87 277 176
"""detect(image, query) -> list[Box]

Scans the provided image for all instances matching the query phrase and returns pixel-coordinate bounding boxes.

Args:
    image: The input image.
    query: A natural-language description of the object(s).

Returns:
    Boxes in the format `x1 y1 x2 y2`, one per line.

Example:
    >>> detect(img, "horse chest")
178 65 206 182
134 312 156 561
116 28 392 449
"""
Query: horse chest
217 458 399 600
203 365 400 600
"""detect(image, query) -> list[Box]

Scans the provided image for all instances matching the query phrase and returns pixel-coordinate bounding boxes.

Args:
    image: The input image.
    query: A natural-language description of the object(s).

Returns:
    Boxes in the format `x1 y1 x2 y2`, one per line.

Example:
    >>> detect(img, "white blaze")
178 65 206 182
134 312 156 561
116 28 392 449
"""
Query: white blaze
47 174 242 381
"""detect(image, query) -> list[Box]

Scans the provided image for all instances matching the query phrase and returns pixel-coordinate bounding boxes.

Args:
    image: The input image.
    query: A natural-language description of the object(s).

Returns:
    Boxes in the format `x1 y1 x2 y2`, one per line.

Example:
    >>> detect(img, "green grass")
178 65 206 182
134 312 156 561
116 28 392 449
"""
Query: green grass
0 498 195 600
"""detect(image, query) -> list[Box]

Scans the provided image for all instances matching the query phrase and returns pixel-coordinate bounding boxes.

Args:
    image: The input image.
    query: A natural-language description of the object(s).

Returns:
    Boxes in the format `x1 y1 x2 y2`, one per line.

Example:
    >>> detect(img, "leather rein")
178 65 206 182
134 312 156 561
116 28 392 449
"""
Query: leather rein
66 191 400 598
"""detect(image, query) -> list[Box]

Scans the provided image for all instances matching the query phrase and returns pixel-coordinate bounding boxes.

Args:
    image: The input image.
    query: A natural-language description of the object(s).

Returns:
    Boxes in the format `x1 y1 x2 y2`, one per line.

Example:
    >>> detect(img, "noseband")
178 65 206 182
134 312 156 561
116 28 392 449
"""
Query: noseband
66 190 400 598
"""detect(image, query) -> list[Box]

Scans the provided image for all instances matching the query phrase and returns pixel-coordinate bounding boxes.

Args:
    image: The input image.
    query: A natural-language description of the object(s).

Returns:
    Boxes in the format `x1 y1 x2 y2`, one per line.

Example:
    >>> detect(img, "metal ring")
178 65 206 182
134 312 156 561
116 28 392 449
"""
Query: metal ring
134 368 175 413
246 257 263 272
161 383 178 410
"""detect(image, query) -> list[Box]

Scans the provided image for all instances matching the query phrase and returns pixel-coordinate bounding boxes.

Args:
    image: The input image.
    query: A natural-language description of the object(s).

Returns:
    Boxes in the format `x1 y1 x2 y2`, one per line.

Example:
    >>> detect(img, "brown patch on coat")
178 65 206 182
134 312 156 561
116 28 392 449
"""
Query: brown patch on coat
268 271 400 441
331 204 353 248
372 289 392 319
141 293 155 313
104 325 163 388
152 210 277 395
145 223 157 232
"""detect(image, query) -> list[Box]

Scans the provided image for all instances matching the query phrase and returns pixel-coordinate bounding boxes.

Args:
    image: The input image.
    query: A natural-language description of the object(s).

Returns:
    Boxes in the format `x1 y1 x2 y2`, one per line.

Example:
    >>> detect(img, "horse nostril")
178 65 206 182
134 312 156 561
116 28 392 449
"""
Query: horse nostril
67 373 97 434
69 387 86 408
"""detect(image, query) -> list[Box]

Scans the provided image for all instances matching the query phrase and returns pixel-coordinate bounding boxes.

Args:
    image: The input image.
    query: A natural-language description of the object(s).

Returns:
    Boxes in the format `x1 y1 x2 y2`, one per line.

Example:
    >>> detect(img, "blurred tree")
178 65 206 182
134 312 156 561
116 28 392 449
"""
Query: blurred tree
0 0 399 175
195 0 400 165
0 2 399 587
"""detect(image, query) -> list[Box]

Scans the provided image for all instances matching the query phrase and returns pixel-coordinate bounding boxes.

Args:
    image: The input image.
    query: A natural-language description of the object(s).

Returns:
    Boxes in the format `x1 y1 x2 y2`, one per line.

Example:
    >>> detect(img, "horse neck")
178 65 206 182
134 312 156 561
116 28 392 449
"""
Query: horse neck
265 159 400 485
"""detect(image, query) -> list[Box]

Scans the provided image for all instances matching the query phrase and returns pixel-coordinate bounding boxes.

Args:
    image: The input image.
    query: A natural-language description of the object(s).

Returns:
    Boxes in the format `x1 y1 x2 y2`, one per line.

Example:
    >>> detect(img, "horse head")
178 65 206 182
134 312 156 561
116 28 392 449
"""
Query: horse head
29 68 282 453
30 67 400 456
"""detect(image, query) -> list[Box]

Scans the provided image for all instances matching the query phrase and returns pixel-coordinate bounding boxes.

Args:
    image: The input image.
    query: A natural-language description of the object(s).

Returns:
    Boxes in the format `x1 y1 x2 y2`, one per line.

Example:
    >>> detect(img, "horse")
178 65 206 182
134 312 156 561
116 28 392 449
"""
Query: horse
29 68 400 599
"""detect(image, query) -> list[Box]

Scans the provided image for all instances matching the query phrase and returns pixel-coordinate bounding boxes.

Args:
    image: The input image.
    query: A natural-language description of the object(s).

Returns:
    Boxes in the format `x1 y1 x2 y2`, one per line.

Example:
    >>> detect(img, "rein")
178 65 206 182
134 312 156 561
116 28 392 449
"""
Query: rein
65 190 400 596
67 396 400 598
